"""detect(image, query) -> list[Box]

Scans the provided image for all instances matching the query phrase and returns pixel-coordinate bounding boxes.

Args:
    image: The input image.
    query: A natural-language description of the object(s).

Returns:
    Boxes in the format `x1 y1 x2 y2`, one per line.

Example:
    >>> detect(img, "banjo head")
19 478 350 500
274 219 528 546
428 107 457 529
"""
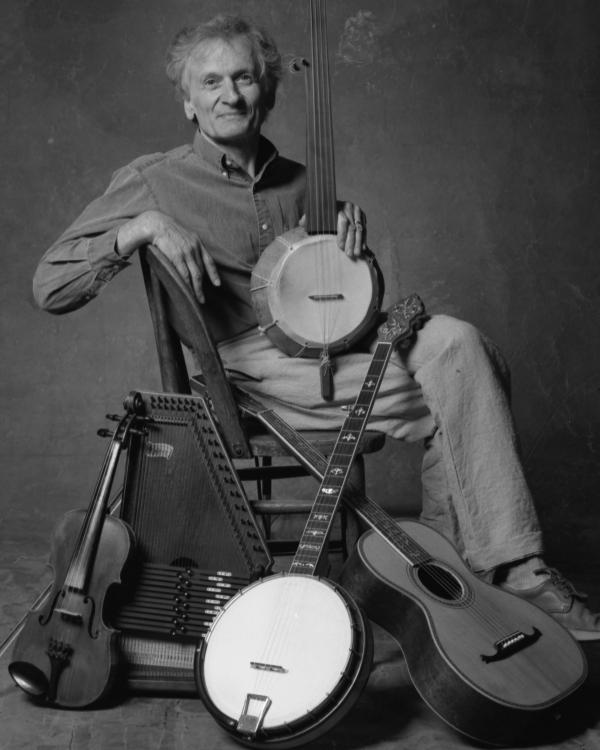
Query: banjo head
198 573 370 743
251 232 382 357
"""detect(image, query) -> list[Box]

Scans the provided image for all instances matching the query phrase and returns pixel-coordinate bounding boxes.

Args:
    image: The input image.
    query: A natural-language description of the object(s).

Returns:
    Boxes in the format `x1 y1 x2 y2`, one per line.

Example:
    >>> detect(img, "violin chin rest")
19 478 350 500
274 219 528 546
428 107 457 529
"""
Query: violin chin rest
9 660 48 697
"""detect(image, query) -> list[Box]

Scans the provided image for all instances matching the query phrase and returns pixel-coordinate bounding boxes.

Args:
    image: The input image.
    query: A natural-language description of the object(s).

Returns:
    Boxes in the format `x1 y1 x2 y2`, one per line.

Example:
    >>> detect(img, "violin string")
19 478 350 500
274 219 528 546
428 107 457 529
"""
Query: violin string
66 438 114 590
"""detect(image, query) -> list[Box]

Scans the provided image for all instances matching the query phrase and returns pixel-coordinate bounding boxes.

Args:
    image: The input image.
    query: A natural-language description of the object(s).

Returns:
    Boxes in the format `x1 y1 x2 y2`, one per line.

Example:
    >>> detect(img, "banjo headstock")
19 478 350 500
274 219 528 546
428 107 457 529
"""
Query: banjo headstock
378 294 427 346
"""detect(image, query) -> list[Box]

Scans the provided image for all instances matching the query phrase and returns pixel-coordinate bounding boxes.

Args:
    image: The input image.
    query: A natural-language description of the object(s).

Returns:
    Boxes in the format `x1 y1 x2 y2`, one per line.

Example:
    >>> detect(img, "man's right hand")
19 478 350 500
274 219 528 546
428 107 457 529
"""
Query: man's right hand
116 210 220 303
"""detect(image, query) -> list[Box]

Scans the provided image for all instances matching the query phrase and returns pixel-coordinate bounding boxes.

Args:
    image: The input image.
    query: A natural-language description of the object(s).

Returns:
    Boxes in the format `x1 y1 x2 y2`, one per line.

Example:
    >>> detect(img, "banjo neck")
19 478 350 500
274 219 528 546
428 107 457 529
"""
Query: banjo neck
288 295 427 576
289 345 389 576
305 0 337 235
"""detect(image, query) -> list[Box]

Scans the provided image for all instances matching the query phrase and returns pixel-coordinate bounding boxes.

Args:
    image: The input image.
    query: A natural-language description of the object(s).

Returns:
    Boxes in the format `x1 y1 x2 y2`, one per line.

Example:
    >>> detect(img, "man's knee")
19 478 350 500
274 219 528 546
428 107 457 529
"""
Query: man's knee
423 315 510 376
427 314 511 389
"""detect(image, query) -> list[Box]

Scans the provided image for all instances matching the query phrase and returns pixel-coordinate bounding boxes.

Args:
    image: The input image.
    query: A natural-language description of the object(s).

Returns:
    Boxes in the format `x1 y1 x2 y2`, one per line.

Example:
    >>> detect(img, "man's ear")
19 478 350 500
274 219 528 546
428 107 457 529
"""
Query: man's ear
183 99 196 121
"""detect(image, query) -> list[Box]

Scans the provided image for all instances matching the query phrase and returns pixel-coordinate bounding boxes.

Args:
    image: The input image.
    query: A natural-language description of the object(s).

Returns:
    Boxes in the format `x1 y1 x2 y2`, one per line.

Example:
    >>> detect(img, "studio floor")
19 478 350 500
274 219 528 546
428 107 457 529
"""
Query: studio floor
2 529 600 750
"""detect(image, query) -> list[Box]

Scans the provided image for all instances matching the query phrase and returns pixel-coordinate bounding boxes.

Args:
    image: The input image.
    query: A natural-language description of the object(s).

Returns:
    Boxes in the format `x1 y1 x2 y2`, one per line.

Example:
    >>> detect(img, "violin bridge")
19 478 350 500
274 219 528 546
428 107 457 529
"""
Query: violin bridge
54 607 83 624
237 693 272 737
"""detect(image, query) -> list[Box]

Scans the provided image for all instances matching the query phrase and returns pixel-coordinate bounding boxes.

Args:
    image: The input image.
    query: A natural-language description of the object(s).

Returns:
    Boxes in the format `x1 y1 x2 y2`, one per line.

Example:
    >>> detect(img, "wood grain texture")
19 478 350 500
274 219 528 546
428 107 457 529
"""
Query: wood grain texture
340 520 587 745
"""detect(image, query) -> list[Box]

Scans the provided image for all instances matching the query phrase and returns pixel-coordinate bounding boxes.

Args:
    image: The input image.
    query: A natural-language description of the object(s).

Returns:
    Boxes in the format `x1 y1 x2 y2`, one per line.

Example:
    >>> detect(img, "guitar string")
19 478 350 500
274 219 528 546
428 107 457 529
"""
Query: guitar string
248 369 557 675
238 345 571 698
262 410 569 692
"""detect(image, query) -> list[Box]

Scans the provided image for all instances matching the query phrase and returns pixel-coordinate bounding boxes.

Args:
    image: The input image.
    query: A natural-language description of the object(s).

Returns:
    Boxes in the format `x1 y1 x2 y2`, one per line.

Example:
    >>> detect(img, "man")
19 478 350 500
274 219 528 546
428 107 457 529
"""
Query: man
33 15 599 639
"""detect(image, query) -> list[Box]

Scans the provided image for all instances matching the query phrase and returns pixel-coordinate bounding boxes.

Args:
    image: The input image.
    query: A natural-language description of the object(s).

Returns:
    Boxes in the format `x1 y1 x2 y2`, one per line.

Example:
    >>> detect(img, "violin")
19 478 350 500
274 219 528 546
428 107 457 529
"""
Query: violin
8 395 143 708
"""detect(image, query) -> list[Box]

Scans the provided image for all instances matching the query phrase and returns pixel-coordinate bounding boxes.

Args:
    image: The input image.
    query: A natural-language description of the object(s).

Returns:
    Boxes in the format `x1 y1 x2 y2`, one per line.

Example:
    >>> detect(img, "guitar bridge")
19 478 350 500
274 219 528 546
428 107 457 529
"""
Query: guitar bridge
481 627 541 663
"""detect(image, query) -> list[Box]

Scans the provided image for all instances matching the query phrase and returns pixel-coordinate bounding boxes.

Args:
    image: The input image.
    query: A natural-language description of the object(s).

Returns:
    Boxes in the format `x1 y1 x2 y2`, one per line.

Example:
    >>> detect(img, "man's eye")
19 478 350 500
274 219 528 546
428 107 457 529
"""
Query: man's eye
238 73 255 84
203 78 220 89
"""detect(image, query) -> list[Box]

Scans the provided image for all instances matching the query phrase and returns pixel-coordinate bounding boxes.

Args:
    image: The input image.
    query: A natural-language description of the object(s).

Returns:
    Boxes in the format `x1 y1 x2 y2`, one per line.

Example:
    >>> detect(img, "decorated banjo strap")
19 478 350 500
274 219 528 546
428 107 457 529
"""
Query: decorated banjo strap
284 294 427 576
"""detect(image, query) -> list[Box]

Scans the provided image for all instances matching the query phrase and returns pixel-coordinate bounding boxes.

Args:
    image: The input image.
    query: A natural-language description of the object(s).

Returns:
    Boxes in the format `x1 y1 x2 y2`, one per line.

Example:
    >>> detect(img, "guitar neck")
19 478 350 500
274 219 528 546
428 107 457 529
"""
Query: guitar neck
290 341 396 575
235 294 428 571
305 0 337 235
237 390 431 569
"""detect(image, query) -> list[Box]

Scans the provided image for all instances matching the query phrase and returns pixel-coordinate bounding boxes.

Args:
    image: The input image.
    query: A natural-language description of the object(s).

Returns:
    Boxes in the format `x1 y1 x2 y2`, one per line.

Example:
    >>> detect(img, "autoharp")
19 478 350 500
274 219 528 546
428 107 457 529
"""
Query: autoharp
111 391 272 694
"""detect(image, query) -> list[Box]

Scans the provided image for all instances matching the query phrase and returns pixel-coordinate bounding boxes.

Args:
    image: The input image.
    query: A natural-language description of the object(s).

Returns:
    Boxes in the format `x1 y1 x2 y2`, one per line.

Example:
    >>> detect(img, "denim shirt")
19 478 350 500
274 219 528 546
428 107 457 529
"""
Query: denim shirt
33 132 306 343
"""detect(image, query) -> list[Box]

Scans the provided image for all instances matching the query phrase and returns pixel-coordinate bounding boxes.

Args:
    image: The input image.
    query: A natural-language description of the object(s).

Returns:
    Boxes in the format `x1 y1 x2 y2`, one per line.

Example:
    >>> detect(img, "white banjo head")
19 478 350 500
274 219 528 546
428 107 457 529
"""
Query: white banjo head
251 232 382 356
272 235 375 343
200 574 355 731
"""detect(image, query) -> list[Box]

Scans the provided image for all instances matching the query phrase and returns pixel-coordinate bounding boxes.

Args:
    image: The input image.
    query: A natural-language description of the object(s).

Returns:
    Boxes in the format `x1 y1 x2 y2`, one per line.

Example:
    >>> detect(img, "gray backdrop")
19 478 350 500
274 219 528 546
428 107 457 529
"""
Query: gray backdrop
2 0 599 567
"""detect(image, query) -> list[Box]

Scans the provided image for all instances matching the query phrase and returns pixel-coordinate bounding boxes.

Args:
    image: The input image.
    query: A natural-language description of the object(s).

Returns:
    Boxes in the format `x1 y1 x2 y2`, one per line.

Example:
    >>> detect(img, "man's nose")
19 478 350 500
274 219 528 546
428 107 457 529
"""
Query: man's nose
221 78 242 103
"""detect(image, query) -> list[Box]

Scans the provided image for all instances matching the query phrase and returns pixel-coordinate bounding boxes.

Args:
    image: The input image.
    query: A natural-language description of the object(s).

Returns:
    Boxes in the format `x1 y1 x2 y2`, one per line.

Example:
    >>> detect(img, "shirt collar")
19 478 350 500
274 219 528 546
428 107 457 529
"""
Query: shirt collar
192 130 278 180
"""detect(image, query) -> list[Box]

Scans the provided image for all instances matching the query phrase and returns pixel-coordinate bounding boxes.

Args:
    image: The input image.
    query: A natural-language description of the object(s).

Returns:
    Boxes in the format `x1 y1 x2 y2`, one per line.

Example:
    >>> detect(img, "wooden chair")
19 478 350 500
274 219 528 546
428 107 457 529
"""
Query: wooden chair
139 244 385 561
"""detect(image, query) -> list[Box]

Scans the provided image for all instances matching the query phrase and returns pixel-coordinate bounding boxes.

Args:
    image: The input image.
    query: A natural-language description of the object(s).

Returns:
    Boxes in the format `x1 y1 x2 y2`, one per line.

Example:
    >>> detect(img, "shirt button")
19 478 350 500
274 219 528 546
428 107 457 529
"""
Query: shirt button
261 223 269 230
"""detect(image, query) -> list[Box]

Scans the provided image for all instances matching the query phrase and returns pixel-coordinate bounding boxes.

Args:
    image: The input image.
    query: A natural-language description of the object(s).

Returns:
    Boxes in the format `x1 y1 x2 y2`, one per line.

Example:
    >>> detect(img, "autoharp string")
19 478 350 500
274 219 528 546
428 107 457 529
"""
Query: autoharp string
133 418 198 569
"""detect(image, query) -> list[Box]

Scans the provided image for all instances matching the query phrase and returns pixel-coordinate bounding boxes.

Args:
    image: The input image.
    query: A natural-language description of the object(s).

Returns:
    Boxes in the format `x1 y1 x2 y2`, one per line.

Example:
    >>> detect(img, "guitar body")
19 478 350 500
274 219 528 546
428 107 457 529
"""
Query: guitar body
340 520 587 745
197 573 373 748
250 225 382 358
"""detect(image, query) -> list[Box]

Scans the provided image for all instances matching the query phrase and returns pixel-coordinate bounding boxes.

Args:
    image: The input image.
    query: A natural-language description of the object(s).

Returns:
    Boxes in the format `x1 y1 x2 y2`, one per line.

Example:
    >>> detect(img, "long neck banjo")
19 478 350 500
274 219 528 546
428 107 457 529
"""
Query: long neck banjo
250 0 383 400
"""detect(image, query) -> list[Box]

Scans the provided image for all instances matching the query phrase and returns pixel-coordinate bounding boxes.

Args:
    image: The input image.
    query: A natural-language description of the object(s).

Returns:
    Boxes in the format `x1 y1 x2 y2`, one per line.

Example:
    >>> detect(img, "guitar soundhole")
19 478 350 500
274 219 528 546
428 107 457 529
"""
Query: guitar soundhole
416 563 464 601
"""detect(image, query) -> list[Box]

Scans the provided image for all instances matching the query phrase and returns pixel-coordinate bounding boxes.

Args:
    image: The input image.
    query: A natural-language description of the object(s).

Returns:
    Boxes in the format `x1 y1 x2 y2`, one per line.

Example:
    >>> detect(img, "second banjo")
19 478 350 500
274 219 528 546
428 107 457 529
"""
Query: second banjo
250 0 383 397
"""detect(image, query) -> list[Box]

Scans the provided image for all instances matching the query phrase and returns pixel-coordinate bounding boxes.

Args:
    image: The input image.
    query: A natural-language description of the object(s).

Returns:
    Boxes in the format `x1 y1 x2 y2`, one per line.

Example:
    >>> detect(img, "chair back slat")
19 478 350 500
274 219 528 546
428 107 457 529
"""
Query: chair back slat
140 245 251 458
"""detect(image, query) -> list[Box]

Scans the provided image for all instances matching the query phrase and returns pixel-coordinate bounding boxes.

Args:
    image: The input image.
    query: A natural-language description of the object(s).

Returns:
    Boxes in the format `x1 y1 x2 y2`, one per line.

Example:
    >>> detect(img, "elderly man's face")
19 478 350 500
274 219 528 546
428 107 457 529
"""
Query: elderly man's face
183 36 267 148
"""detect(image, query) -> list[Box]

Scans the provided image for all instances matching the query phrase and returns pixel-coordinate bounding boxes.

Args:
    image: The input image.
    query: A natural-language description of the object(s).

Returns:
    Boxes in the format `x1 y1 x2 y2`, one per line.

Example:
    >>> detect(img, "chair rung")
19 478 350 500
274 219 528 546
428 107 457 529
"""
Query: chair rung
251 501 318 514
238 466 311 481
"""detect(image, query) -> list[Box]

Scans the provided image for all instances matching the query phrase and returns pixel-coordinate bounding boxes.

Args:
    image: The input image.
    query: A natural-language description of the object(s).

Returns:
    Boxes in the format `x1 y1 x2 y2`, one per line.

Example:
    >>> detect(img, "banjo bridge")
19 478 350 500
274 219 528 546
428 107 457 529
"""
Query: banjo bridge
308 293 345 301
250 661 288 673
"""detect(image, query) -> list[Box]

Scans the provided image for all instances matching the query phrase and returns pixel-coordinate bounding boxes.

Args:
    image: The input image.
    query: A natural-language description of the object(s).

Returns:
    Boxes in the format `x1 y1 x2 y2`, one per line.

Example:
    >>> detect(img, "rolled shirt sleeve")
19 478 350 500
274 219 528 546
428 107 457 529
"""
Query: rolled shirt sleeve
33 165 158 313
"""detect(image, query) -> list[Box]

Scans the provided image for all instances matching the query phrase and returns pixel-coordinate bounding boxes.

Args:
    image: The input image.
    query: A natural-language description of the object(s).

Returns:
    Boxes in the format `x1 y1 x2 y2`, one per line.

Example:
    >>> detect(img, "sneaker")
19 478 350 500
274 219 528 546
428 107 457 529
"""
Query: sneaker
503 567 600 641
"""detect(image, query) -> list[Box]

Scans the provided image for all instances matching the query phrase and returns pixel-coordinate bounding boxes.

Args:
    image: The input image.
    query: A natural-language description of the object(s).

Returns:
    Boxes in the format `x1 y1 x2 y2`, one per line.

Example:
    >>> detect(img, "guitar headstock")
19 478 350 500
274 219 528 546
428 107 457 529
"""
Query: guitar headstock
378 294 427 346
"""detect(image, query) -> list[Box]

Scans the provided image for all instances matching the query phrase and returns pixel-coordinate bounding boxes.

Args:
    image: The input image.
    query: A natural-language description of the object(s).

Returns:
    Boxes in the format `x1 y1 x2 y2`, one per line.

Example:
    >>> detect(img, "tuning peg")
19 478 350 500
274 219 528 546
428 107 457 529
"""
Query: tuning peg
105 414 122 422
289 56 308 73
97 428 114 438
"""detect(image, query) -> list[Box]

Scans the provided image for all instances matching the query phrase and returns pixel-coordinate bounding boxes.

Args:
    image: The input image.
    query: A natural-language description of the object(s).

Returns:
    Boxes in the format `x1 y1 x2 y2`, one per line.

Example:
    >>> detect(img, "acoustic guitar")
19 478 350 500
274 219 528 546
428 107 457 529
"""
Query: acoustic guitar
232 316 588 744
196 296 425 748
250 0 383 399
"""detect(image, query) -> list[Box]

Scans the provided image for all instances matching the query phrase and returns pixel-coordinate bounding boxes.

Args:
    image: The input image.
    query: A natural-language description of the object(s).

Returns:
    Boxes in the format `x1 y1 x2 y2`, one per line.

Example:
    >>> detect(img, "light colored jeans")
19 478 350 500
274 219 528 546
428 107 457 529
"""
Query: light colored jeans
218 314 543 574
